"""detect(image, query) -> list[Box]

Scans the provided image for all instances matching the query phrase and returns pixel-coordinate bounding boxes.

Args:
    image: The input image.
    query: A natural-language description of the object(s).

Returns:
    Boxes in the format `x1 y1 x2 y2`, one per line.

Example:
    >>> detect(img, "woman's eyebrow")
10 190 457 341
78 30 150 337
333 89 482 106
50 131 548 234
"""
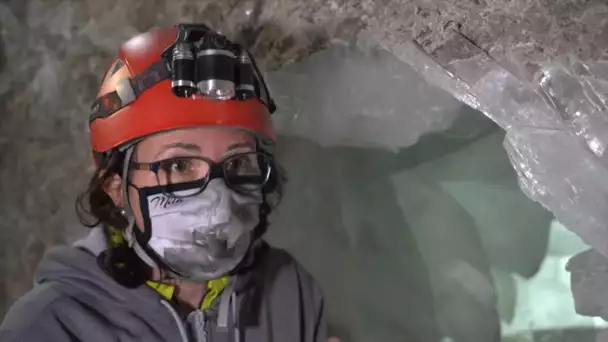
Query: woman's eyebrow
155 142 201 158
225 141 255 152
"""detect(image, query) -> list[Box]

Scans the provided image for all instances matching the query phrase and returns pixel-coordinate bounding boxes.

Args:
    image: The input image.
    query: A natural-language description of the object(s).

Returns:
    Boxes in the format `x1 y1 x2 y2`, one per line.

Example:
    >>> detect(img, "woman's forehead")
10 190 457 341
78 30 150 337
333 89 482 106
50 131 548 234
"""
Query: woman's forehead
137 127 256 155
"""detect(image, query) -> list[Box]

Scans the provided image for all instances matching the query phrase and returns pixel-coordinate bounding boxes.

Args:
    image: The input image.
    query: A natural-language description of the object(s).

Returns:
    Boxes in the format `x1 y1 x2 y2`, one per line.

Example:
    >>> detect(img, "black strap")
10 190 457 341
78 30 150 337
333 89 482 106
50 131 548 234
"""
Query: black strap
89 91 124 123
131 60 171 96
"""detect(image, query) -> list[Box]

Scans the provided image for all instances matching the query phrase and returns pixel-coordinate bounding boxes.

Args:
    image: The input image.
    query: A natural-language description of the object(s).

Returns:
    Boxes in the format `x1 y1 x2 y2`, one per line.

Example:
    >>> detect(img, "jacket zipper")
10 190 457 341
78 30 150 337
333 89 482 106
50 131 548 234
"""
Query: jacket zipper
205 310 213 342
192 309 210 342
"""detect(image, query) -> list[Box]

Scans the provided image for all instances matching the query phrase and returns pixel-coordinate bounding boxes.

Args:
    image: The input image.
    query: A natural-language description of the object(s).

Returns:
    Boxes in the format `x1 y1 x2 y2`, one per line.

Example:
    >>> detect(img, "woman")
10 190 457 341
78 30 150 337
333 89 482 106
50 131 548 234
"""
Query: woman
0 24 329 342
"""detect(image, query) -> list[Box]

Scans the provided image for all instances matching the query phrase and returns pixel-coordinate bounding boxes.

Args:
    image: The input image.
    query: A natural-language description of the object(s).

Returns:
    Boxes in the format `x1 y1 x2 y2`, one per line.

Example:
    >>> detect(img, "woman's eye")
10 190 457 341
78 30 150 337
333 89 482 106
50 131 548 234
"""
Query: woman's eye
171 159 190 173
225 158 246 172
161 158 191 174
225 155 259 175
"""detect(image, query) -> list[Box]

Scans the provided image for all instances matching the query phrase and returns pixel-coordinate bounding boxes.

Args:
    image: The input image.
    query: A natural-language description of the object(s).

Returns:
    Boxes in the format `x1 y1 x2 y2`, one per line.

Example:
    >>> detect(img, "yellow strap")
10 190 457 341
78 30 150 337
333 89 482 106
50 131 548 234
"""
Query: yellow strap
147 281 175 301
201 276 230 309
107 226 125 246
146 276 229 309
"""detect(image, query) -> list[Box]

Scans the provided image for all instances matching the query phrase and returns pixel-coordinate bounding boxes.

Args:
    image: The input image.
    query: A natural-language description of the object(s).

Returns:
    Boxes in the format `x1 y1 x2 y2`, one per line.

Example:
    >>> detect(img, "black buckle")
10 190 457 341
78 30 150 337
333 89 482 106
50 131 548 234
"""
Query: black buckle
160 24 215 61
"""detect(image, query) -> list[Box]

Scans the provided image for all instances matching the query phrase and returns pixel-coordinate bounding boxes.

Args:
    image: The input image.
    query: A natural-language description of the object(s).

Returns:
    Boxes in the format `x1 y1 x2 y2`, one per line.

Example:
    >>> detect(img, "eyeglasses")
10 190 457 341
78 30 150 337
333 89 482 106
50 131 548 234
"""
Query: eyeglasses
130 151 272 198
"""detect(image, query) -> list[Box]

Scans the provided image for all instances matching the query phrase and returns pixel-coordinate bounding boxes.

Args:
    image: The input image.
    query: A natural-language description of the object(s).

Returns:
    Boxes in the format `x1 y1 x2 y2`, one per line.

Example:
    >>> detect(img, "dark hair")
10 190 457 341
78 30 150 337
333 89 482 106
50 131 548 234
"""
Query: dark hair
76 152 128 230
75 148 287 287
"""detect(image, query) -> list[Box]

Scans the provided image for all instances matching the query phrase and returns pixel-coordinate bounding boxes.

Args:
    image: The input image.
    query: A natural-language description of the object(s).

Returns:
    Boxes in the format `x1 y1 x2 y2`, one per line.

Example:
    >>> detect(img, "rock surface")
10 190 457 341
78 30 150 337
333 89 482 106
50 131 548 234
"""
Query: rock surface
2 0 608 338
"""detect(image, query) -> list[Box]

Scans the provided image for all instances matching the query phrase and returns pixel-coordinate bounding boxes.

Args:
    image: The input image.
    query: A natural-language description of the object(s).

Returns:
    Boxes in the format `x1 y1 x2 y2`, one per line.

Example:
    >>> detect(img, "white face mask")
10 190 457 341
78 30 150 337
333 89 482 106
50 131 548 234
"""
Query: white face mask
138 179 263 281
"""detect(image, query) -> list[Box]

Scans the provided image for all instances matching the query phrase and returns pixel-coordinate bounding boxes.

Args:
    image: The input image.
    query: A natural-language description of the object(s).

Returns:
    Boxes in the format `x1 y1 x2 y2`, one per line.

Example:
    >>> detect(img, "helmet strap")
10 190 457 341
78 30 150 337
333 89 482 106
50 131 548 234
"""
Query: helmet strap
120 146 162 271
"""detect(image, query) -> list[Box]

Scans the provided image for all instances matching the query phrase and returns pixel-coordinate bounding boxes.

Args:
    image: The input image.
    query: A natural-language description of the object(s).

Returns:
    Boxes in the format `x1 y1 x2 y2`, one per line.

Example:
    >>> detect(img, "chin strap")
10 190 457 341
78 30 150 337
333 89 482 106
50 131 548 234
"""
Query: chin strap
121 145 161 271
124 217 161 270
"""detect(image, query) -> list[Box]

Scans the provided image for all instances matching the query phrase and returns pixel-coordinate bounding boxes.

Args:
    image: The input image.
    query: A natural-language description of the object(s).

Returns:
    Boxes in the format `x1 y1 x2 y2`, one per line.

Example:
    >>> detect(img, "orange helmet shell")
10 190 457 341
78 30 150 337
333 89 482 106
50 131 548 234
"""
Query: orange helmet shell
89 26 276 153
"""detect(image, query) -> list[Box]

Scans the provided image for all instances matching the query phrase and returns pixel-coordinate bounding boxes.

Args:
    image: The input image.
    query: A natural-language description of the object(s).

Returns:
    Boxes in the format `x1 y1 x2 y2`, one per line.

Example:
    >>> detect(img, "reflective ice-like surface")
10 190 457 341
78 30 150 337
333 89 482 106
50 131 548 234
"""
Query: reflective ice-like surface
269 42 461 151
265 42 604 341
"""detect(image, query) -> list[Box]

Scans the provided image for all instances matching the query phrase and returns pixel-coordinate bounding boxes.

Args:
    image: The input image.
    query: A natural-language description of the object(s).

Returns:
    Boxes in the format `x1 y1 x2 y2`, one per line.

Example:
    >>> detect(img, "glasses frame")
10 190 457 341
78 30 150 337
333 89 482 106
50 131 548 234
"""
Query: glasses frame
129 151 273 198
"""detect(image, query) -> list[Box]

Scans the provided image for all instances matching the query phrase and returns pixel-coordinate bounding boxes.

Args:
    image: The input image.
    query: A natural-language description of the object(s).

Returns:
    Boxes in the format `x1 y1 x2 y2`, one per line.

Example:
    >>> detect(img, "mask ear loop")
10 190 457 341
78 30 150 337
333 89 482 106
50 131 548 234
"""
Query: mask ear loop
120 145 161 271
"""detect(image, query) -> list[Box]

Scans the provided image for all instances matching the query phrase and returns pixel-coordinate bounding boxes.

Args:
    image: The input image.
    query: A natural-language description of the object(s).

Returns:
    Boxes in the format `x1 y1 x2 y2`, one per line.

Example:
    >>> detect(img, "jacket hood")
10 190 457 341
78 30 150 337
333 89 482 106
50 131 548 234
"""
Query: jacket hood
35 227 164 307
1 226 327 342
0 227 187 342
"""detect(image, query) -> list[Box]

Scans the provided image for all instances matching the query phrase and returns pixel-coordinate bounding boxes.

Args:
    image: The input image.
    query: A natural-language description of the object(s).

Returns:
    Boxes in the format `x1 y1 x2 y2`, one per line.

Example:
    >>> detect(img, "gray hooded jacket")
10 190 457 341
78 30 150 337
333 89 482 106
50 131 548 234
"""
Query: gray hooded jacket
0 227 327 342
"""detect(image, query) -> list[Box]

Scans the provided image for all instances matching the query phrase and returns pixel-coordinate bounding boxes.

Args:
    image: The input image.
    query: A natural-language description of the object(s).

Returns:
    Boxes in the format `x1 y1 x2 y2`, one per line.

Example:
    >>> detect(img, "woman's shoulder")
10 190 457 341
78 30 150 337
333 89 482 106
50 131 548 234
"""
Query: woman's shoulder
255 242 324 301
0 281 76 341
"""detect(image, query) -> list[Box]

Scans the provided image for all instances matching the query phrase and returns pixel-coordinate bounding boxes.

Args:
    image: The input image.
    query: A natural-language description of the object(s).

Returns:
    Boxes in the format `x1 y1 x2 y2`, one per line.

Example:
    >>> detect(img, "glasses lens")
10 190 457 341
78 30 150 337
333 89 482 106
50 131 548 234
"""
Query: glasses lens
156 157 210 197
223 152 270 192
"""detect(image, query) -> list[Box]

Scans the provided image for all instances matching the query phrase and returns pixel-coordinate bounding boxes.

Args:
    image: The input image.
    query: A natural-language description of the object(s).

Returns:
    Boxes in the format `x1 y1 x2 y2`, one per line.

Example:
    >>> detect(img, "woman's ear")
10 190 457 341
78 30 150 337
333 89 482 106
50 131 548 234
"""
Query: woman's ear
103 174 124 208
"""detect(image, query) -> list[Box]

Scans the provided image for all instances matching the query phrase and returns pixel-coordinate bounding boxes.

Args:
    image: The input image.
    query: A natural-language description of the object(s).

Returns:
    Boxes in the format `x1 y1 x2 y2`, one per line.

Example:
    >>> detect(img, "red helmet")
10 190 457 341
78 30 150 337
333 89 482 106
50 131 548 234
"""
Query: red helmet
89 24 277 154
